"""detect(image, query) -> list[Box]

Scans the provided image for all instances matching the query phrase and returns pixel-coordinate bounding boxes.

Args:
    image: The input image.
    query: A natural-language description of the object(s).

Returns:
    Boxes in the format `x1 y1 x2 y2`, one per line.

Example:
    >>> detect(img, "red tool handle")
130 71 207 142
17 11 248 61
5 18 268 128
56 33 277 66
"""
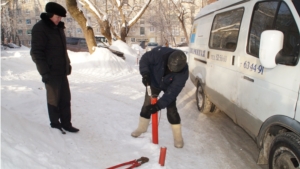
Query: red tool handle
107 160 136 169
151 97 158 144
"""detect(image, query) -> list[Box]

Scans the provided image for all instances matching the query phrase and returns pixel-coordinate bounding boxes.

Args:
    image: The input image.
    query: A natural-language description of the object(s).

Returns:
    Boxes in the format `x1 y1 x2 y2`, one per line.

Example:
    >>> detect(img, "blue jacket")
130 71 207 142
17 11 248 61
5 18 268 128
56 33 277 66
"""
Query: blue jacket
139 47 189 109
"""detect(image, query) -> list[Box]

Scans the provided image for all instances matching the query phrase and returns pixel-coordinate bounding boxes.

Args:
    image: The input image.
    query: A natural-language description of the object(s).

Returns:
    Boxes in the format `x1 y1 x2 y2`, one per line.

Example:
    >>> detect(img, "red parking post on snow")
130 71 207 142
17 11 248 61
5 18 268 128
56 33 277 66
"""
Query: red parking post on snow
159 147 167 166
151 97 158 144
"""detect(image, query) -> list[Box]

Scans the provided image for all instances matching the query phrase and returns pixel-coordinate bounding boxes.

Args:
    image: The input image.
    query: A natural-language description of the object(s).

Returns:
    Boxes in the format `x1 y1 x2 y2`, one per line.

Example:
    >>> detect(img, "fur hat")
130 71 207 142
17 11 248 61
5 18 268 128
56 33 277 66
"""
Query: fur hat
45 2 66 17
168 50 187 72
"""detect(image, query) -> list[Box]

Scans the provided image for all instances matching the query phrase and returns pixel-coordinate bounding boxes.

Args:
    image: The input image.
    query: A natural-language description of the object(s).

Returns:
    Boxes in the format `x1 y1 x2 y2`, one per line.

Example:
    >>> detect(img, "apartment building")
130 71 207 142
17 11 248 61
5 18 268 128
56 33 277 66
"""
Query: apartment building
1 0 214 48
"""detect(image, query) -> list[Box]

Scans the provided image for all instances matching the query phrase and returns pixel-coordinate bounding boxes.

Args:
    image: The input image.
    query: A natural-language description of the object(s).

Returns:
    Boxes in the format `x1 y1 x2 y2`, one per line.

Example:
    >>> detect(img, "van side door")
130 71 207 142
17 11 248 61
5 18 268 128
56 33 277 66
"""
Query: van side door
205 7 245 121
237 0 300 138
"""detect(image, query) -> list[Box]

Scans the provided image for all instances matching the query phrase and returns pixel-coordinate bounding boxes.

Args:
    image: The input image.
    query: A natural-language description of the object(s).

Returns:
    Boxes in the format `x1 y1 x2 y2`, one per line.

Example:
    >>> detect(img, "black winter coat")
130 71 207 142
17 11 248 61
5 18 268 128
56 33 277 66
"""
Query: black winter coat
30 13 71 76
139 47 189 109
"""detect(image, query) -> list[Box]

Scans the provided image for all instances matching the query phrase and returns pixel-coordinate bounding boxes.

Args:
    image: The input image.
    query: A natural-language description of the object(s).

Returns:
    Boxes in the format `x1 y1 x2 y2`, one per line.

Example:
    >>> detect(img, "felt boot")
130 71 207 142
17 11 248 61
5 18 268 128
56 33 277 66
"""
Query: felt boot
171 124 184 148
131 117 150 137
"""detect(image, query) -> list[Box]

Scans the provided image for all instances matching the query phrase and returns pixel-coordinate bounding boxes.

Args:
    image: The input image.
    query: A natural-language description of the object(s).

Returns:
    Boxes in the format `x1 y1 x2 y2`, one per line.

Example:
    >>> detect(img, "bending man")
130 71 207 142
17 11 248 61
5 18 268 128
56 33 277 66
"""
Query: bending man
131 47 189 148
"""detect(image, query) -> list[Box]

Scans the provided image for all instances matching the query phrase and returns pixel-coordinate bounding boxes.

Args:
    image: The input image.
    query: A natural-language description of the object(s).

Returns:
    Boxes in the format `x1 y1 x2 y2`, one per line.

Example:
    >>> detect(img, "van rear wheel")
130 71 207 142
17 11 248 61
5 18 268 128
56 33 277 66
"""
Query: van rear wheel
269 132 300 169
196 82 212 113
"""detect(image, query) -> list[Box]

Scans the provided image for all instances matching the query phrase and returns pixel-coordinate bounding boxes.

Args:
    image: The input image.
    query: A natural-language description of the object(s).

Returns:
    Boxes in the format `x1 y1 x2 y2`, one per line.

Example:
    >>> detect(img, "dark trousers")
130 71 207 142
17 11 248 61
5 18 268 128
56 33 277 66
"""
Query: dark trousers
140 87 181 124
45 76 72 128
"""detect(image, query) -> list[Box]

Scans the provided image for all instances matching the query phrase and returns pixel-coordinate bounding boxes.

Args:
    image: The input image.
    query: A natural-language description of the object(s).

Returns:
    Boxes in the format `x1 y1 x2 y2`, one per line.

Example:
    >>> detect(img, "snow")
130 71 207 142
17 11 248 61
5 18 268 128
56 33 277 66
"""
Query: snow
1 42 266 169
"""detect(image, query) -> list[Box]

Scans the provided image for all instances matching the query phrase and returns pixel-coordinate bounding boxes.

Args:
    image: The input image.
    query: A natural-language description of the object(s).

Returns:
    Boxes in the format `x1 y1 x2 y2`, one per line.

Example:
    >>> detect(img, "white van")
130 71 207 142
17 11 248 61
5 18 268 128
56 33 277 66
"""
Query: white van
188 0 300 168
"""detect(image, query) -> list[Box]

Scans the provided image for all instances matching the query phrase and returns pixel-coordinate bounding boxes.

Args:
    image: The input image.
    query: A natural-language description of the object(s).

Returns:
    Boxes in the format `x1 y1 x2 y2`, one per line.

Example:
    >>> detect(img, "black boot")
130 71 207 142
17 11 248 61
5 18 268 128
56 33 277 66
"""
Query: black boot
51 122 62 129
51 123 66 134
62 125 79 132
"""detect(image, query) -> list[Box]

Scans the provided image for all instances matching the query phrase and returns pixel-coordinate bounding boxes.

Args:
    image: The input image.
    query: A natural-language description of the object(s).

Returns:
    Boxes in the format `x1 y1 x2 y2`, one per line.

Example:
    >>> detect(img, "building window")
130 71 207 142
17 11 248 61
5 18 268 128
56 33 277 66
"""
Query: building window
140 27 145 35
77 28 82 33
26 19 31 25
16 9 21 15
172 26 180 36
18 19 22 24
67 30 72 36
18 30 23 35
150 26 155 32
27 30 32 35
25 9 30 14
67 18 73 22
131 38 135 42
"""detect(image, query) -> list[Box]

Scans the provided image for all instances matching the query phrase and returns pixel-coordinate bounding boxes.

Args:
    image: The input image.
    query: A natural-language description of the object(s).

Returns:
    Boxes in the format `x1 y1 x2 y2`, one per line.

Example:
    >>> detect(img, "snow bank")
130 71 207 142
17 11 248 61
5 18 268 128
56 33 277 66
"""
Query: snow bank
111 40 141 66
69 47 138 76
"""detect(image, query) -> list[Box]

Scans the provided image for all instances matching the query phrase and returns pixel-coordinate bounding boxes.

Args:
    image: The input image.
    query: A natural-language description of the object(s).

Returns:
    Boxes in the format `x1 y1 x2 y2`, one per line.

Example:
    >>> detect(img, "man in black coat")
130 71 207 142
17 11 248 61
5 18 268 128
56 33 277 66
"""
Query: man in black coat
131 47 189 148
30 2 79 133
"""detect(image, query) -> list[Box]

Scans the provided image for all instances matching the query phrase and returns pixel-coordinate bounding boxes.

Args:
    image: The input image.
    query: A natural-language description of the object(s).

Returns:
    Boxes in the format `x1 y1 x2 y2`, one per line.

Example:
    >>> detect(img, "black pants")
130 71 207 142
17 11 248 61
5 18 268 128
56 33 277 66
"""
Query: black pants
140 87 181 124
45 76 72 128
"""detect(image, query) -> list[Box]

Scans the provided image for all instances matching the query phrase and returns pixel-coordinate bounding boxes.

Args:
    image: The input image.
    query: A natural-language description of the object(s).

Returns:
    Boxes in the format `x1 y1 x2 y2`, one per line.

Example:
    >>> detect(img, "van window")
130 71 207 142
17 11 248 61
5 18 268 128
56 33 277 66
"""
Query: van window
248 1 300 65
209 8 244 51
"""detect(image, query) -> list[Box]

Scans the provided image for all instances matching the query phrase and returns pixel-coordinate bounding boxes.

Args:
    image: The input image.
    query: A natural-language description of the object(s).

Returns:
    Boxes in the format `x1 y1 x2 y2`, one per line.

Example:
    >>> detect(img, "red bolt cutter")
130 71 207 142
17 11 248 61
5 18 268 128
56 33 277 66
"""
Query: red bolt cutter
107 157 149 169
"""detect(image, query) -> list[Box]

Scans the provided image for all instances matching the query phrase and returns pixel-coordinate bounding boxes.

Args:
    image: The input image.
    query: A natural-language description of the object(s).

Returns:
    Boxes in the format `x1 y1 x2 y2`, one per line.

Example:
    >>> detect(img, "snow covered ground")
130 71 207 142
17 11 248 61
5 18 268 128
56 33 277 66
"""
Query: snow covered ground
1 41 267 169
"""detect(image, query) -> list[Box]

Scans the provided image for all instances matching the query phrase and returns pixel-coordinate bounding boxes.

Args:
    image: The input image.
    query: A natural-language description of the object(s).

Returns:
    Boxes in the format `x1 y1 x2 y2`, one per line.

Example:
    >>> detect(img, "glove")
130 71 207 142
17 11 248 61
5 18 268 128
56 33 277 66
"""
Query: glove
142 73 151 86
147 104 160 114
42 74 50 83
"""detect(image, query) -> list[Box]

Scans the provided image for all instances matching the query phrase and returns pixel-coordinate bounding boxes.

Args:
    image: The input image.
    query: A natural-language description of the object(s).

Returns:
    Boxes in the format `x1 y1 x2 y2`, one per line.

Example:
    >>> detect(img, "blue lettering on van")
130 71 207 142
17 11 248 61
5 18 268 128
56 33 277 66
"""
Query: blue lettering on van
190 34 196 43
243 61 264 75
189 48 205 57
211 54 227 62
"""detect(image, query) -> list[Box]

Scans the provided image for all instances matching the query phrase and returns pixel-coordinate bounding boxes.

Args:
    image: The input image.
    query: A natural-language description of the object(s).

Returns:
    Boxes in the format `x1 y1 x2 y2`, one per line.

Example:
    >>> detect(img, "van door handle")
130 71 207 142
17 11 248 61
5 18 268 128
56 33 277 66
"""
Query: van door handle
243 76 254 82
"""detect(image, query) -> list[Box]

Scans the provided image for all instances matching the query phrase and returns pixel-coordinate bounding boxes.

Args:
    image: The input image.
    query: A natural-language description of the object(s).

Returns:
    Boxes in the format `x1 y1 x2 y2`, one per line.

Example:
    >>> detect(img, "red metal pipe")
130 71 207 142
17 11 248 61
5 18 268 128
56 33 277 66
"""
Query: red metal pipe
151 97 158 144
159 147 167 166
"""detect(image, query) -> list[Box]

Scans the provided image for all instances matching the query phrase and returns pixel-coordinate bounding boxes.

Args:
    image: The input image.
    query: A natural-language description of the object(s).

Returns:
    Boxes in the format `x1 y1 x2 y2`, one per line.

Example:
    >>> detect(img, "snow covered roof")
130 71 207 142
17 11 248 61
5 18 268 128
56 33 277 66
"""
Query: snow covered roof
195 0 249 19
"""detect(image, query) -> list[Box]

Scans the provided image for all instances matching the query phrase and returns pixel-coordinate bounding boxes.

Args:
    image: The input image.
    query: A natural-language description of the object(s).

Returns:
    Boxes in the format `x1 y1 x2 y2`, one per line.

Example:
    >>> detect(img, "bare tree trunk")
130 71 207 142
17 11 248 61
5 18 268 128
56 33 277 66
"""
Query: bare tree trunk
120 24 130 42
114 0 152 42
110 25 120 40
178 14 189 43
1 28 4 44
102 20 112 44
66 0 96 54
171 0 190 43
80 0 112 45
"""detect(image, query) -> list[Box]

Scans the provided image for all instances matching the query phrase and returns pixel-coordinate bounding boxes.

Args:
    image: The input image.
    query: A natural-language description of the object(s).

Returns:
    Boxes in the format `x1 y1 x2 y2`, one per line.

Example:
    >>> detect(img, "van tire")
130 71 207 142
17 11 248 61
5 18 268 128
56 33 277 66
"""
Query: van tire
269 132 300 169
196 82 212 113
